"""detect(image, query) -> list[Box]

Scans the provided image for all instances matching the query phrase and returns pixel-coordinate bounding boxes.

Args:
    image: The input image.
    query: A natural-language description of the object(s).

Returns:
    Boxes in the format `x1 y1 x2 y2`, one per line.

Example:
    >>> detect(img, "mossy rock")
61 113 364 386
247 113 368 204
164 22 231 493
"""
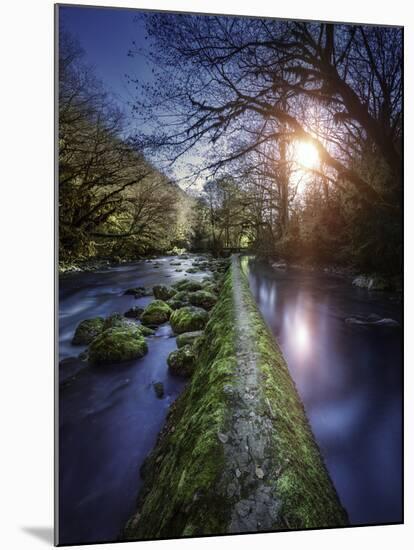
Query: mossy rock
153 381 164 398
172 280 204 292
170 306 209 334
188 290 218 310
139 325 155 336
170 261 181 266
176 330 204 348
104 313 135 330
153 285 176 301
186 267 199 273
72 317 105 345
88 325 148 365
167 345 196 377
141 300 172 326
123 286 151 298
166 298 187 310
124 306 144 319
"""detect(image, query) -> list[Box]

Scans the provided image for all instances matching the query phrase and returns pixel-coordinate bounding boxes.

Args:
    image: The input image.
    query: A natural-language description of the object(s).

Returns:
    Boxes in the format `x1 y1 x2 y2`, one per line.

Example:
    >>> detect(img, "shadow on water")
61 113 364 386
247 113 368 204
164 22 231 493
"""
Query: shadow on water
243 257 402 526
58 255 208 545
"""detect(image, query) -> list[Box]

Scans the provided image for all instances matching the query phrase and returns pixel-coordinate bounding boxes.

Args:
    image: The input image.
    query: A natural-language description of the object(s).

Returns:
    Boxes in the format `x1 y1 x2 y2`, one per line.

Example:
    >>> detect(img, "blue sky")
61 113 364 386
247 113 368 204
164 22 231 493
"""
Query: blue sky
59 5 150 113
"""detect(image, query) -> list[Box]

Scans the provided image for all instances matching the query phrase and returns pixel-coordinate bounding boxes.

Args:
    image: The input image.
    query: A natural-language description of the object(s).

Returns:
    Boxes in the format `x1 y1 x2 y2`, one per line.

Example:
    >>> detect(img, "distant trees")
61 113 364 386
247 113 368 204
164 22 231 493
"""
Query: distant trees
130 16 402 272
59 31 190 261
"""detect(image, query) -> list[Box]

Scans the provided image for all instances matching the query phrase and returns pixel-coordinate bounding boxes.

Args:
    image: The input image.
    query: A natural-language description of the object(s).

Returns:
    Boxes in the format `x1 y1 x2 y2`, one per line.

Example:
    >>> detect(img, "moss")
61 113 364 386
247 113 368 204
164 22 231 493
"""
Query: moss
88 325 148 365
176 330 204 348
123 258 346 541
188 289 217 310
153 285 176 301
167 345 197 377
72 317 105 345
170 306 209 334
237 258 348 528
141 300 172 326
139 325 155 336
173 280 204 292
103 313 133 330
123 270 236 540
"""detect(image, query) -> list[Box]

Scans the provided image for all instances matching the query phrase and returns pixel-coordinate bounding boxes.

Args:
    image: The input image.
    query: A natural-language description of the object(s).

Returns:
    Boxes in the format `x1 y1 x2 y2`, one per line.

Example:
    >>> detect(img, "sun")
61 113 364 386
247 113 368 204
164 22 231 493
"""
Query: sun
294 140 319 169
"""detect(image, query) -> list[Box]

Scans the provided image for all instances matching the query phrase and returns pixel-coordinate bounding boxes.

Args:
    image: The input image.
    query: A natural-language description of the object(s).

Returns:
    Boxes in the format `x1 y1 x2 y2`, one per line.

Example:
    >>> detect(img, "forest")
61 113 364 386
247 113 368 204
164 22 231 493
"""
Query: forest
59 18 402 275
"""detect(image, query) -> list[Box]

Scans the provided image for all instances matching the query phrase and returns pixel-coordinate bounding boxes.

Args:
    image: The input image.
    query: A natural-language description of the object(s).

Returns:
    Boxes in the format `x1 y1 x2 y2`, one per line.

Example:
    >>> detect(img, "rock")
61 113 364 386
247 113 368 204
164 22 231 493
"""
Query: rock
170 306 209 334
255 466 265 479
123 286 151 298
172 280 204 292
124 306 144 319
88 325 148 365
186 267 199 273
167 345 196 377
345 315 400 327
139 325 156 336
153 285 176 301
153 382 164 398
141 300 172 326
170 261 181 266
166 298 187 310
352 274 392 291
103 313 136 330
72 317 105 345
176 330 204 348
188 290 218 310
217 432 228 444
175 268 183 272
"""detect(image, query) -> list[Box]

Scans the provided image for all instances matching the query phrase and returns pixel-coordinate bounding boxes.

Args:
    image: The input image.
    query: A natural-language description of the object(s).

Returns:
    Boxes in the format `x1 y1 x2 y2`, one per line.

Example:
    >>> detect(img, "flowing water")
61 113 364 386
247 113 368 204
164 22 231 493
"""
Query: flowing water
243 257 403 527
58 255 208 545
58 255 403 544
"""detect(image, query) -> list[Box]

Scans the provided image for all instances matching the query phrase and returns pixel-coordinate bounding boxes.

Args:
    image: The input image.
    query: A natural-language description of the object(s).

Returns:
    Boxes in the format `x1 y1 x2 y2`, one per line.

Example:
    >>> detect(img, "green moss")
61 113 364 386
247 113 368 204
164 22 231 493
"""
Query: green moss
153 285 176 301
123 258 347 541
176 330 204 348
88 325 148 365
123 270 236 540
172 280 204 292
141 300 172 326
139 325 155 336
167 345 197 377
72 317 105 345
188 289 217 310
237 259 348 528
170 306 209 334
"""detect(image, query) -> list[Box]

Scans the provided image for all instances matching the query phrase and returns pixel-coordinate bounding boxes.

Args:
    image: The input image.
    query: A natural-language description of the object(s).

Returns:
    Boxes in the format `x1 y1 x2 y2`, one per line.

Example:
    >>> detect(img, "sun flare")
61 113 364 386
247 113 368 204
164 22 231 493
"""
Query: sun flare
294 141 319 169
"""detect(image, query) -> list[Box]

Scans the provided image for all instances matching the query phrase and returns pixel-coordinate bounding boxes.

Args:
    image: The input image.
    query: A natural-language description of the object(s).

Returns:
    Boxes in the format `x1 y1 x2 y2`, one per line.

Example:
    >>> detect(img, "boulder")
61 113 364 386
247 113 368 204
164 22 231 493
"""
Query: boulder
153 381 165 398
153 285 176 301
167 345 196 377
352 274 392 291
172 280 204 293
124 306 144 319
103 313 135 330
141 300 172 326
170 306 209 334
88 325 148 365
72 317 105 345
123 286 152 298
166 298 188 310
176 330 204 348
188 290 217 310
139 325 156 336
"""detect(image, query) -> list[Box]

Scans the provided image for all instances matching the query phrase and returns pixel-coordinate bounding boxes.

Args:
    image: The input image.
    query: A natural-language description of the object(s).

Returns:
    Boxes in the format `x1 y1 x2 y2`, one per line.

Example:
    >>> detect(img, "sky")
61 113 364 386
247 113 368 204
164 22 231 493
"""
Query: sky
59 5 149 110
59 5 204 190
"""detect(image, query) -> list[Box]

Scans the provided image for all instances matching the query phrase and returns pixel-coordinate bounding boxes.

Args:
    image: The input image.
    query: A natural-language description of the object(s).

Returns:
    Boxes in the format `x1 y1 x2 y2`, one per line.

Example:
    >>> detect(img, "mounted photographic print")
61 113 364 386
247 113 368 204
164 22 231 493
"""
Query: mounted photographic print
56 3 403 546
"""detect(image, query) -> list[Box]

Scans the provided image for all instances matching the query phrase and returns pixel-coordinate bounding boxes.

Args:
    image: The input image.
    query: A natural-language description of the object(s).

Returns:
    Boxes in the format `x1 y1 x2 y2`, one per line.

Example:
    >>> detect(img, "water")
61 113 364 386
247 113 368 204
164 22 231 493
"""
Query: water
244 257 403 526
58 255 209 545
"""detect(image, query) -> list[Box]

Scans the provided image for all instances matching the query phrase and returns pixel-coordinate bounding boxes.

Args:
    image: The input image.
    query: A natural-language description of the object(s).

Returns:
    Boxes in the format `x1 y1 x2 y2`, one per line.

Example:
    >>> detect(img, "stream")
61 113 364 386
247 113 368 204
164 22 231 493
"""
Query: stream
58 254 402 544
244 257 402 527
58 254 209 545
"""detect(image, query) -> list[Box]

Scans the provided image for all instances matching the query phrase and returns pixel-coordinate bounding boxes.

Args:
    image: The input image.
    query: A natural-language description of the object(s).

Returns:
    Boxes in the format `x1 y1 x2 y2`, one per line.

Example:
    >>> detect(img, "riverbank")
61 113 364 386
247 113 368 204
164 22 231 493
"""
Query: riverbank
123 255 348 540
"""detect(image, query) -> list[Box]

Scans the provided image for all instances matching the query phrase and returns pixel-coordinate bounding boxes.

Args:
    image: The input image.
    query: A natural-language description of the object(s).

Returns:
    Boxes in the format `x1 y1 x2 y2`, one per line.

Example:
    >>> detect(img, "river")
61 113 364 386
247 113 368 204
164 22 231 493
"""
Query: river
58 254 402 544
58 255 209 545
243 257 402 527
